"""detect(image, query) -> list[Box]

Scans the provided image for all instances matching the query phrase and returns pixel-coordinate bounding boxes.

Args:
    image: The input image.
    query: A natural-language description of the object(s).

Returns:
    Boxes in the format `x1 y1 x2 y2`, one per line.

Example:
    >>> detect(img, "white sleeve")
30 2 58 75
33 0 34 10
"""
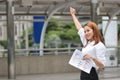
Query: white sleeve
78 28 87 46
95 42 106 66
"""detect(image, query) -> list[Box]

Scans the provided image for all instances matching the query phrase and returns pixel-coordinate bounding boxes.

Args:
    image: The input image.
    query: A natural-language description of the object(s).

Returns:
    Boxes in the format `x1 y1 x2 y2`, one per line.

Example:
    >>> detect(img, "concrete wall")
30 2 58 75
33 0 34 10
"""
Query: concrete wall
0 55 79 76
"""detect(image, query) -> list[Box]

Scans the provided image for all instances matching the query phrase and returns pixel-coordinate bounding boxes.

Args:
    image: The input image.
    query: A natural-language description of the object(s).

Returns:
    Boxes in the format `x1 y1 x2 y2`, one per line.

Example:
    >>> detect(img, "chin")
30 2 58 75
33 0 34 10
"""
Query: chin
87 39 93 41
87 38 91 40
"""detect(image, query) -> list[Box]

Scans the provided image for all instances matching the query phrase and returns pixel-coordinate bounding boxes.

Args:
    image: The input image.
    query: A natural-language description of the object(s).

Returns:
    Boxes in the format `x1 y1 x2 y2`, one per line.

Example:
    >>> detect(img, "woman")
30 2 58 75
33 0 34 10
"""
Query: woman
70 7 106 80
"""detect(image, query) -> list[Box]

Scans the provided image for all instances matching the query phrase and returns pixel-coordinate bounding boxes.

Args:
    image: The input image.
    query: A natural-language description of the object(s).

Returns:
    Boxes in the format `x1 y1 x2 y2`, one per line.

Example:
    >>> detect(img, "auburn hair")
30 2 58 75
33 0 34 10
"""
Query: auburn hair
84 21 104 45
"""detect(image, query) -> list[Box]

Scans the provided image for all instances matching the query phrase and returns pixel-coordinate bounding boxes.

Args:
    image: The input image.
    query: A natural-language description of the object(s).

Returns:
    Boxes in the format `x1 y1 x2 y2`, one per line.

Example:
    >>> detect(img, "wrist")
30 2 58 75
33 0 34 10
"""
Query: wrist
92 57 96 61
71 14 75 16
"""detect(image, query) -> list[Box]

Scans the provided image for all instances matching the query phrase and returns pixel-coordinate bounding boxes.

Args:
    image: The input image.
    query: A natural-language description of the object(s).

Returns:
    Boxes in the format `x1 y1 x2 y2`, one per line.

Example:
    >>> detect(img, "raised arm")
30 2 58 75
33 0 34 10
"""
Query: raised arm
70 7 83 30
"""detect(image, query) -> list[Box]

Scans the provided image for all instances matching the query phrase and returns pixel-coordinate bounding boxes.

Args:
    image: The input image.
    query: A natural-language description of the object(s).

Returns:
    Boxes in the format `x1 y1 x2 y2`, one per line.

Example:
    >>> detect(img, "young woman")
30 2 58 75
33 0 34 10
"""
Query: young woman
70 7 106 80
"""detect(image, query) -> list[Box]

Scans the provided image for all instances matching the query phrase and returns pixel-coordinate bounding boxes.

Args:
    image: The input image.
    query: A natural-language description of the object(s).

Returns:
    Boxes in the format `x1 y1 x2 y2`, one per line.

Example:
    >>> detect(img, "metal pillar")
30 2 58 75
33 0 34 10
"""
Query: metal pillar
90 0 98 24
6 0 15 79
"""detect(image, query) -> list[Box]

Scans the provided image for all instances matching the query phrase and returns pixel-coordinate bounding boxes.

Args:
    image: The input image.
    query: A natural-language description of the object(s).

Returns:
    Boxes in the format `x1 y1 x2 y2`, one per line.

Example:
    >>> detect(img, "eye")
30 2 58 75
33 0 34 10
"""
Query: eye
84 29 90 33
87 30 90 32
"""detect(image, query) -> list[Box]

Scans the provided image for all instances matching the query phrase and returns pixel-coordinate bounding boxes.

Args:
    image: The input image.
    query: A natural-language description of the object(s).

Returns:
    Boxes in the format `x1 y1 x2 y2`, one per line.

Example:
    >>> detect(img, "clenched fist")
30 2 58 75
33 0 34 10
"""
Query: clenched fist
70 7 76 15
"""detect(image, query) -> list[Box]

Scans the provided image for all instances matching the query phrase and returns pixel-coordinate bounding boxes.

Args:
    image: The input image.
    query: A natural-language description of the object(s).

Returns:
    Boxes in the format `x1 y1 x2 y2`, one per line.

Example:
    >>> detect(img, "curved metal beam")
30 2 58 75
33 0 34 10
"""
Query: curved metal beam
103 9 120 36
39 0 76 55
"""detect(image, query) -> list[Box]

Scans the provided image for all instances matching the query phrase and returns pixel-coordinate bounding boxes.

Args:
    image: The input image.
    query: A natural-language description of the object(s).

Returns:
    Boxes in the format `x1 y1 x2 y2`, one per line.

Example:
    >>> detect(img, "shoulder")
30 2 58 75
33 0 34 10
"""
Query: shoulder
95 42 106 49
78 28 84 34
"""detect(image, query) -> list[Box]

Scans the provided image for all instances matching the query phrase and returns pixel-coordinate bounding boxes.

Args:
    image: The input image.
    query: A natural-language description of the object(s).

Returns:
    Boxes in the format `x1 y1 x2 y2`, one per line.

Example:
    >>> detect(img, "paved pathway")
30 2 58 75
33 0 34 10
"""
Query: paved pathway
0 67 120 80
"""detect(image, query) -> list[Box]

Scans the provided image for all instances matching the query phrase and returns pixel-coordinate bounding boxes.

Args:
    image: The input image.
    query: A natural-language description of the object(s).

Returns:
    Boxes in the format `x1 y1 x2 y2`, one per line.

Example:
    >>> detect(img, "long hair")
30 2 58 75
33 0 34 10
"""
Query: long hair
84 21 104 45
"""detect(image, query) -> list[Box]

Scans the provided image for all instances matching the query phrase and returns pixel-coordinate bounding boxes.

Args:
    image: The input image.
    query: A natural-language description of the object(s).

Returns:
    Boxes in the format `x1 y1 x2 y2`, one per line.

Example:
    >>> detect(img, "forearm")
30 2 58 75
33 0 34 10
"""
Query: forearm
83 54 104 68
92 58 104 68
71 14 82 30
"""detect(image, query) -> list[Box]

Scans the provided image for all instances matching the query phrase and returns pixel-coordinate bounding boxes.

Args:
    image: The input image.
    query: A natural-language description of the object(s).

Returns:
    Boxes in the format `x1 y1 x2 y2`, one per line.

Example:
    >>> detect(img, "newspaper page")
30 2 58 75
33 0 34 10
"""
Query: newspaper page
69 49 93 74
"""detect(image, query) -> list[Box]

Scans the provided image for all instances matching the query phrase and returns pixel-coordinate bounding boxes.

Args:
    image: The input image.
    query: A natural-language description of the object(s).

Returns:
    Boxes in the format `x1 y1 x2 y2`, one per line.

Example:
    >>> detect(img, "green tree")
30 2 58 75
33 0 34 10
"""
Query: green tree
0 40 7 49
45 21 81 48
21 27 33 48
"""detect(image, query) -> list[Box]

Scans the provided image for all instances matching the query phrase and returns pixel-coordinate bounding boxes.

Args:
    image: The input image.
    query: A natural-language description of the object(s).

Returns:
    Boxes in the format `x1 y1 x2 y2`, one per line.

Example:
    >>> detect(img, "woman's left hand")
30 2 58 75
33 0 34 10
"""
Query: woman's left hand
83 54 93 59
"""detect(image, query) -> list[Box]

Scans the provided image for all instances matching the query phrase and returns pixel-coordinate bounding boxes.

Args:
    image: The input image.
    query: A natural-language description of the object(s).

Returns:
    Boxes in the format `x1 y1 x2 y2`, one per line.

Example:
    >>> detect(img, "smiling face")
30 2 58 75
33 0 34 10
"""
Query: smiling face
84 21 104 45
84 26 94 41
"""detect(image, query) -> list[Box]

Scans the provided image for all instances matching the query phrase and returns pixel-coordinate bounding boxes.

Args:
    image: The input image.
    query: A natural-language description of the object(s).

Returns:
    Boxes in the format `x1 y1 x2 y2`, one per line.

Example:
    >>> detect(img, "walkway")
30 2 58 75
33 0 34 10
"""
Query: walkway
0 67 120 80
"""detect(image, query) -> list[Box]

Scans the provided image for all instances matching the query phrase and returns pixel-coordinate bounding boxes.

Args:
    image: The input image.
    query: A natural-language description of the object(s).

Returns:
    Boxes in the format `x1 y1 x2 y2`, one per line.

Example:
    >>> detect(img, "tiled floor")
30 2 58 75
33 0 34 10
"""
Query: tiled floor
0 67 120 80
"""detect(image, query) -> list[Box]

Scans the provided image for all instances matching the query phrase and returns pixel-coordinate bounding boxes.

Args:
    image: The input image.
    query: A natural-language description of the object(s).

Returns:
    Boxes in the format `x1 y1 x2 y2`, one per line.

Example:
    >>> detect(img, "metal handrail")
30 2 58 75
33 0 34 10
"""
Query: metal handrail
0 46 119 57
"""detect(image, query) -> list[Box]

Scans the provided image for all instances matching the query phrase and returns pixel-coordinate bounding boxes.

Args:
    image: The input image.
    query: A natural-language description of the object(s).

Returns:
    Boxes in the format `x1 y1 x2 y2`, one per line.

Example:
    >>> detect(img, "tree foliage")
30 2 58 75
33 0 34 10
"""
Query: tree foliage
45 20 81 48
0 40 7 49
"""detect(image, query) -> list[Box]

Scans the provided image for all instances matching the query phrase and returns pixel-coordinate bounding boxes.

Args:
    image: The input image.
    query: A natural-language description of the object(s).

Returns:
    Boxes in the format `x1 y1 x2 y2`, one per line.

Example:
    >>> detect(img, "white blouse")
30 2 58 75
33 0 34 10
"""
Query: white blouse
78 28 106 69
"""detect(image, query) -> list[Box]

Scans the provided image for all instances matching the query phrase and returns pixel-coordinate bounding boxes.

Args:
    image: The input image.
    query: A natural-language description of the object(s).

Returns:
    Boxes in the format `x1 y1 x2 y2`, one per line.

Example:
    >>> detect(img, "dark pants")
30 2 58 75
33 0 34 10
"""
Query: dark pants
80 67 98 80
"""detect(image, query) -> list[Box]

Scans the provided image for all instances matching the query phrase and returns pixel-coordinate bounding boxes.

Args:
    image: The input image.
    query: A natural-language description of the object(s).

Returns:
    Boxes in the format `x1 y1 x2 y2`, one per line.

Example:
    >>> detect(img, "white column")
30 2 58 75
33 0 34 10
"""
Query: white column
24 16 29 56
102 16 118 67
102 16 118 47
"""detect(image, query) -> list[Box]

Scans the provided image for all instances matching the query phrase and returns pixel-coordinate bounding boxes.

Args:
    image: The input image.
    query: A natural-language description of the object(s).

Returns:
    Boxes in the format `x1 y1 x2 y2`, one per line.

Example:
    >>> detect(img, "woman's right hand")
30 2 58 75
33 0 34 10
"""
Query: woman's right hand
70 7 76 15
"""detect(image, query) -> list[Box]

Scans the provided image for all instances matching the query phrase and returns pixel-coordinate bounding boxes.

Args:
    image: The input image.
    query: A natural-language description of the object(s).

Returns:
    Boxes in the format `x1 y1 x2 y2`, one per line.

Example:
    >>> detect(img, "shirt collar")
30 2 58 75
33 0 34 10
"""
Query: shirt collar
88 40 95 46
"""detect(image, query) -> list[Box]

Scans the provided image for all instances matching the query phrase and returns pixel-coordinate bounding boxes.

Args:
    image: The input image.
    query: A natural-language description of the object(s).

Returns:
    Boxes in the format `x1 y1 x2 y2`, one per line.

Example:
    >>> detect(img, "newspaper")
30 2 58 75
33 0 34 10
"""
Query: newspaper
69 49 93 74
